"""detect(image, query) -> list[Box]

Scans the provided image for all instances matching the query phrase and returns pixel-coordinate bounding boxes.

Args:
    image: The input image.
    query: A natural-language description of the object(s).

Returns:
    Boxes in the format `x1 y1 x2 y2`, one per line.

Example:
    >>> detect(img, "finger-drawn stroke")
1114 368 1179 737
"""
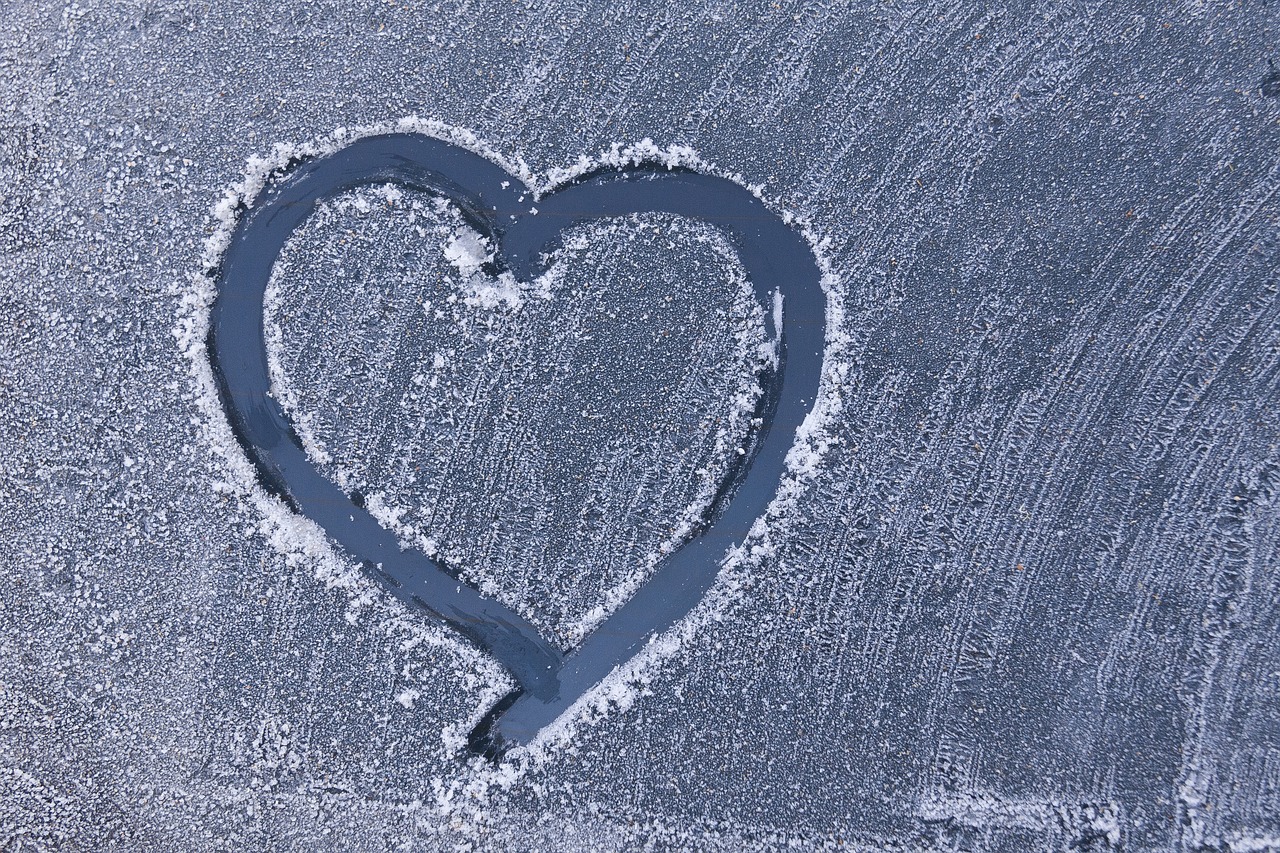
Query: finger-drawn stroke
208 133 827 759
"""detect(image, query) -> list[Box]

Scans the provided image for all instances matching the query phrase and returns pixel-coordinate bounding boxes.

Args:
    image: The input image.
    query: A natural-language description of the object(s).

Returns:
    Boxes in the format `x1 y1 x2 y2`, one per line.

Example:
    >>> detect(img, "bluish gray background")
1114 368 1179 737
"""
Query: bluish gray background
2 1 1278 850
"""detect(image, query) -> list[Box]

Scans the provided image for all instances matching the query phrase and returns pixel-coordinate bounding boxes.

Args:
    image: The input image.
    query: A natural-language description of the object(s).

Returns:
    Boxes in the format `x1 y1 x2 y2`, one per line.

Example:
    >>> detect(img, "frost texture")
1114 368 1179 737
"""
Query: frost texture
3 1 1279 850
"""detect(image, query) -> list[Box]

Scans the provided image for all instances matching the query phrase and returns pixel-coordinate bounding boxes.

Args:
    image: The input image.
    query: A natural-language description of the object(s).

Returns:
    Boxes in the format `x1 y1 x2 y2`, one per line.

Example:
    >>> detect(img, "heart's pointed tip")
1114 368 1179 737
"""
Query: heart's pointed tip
466 689 523 763
465 726 511 764
498 252 539 284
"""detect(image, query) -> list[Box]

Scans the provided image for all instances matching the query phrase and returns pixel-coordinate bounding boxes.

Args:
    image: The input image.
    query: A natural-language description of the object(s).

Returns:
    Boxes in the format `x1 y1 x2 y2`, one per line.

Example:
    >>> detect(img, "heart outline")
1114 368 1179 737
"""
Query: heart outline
207 132 827 759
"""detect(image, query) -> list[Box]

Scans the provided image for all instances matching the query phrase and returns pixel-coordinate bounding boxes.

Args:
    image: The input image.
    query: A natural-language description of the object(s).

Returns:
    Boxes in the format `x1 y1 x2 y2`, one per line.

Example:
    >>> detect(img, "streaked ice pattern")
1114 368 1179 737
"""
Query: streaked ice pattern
1 1 1278 849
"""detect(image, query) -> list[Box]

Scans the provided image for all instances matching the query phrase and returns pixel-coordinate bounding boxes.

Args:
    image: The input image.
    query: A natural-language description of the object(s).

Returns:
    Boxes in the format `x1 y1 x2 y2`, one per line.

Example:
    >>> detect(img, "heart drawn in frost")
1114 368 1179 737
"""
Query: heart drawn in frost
208 132 827 760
